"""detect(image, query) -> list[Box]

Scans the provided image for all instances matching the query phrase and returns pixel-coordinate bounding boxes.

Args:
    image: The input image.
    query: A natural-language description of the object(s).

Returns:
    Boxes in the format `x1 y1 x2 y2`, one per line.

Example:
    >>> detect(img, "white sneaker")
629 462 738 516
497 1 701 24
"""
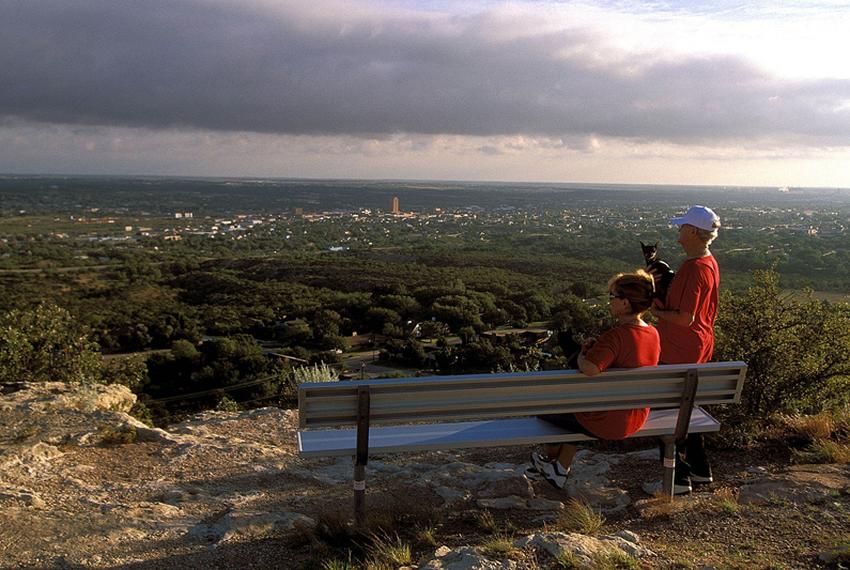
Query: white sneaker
530 451 570 489
523 465 544 480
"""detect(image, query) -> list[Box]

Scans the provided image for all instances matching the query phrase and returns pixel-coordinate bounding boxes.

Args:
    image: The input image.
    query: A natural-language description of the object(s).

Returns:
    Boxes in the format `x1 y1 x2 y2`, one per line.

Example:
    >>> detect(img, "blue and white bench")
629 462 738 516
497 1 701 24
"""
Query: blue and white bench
297 361 747 521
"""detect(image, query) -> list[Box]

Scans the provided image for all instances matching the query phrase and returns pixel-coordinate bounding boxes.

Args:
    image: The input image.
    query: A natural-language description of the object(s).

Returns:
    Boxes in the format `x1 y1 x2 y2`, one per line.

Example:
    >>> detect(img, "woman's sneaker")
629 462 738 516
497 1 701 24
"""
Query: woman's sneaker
523 465 544 480
530 451 570 489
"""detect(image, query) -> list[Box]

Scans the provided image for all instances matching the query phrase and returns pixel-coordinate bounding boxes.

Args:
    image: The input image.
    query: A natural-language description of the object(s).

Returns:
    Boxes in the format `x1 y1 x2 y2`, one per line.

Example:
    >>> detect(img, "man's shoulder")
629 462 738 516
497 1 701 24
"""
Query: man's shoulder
692 255 720 277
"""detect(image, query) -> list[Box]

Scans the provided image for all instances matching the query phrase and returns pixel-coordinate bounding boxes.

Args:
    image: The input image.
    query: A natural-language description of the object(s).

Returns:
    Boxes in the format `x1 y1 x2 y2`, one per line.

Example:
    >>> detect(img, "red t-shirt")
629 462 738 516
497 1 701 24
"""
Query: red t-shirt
657 255 720 364
575 323 660 439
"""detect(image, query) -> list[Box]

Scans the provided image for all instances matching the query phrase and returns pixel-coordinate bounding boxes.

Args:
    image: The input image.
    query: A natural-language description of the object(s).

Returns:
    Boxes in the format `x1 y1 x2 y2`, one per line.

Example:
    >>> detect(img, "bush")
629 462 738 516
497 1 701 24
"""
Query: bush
714 270 850 420
99 424 137 445
292 362 340 385
0 303 102 384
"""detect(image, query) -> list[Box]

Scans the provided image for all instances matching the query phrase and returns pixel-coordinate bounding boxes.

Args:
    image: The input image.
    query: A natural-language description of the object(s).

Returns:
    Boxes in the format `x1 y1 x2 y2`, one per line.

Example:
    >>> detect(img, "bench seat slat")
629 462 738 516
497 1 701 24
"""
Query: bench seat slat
304 376 741 407
300 364 746 394
298 407 721 457
304 388 737 418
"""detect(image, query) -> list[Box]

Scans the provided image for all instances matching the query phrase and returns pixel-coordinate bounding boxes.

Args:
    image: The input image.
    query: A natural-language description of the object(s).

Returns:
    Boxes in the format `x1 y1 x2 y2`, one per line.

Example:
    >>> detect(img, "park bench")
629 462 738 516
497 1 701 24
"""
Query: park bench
297 361 747 522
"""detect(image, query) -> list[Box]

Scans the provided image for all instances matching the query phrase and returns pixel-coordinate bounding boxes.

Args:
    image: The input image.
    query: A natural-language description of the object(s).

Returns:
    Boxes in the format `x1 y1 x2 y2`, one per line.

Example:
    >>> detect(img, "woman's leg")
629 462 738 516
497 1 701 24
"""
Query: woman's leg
542 443 561 460
542 443 578 469
556 443 578 469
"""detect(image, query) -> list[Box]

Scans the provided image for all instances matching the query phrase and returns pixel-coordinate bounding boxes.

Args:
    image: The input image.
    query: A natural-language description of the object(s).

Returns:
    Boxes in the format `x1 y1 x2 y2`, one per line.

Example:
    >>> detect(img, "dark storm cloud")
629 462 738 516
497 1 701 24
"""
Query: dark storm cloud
2 0 849 143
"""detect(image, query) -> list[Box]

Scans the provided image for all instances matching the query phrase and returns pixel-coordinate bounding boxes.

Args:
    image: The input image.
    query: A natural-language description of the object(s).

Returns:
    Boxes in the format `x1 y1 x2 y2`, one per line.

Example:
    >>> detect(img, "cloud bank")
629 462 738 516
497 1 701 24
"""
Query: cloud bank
2 0 849 146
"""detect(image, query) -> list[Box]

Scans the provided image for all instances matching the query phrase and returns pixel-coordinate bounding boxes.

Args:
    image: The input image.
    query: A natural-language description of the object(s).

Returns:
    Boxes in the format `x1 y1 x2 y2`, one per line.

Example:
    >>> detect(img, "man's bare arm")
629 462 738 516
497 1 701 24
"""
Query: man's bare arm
651 306 695 327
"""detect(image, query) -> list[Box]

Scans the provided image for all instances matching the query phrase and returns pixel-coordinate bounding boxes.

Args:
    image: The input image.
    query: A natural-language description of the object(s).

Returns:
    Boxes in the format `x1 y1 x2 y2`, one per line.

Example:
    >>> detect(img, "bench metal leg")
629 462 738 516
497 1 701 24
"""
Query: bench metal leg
354 386 370 526
661 436 676 501
354 462 366 524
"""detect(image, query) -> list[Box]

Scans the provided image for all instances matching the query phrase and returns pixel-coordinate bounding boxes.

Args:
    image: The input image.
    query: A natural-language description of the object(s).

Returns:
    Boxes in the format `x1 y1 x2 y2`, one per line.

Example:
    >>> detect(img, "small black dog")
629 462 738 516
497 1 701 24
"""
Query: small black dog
641 241 675 301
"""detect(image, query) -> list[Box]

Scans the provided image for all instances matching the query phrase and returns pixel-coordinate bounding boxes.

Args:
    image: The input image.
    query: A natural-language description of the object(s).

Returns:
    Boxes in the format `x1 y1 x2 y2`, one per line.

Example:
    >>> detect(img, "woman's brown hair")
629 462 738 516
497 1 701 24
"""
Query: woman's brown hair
607 269 655 315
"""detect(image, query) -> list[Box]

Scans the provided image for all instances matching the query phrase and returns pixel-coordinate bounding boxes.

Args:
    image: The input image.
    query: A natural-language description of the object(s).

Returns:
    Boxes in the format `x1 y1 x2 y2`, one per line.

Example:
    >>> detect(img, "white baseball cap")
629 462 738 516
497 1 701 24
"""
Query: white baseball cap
670 205 720 231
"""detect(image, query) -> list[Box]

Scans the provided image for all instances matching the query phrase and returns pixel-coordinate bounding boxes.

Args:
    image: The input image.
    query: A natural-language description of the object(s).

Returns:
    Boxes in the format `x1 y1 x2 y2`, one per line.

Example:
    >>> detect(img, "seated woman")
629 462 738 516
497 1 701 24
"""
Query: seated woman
530 270 660 489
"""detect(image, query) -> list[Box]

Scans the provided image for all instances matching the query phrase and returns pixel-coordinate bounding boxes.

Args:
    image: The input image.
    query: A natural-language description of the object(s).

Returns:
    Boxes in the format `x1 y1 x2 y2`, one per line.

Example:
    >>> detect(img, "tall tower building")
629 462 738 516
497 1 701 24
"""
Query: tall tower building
391 196 400 215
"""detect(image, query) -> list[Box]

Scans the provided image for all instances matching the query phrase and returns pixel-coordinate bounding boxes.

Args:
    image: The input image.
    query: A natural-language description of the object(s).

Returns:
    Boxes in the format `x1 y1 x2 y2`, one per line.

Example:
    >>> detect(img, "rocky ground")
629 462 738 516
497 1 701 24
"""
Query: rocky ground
1 382 848 569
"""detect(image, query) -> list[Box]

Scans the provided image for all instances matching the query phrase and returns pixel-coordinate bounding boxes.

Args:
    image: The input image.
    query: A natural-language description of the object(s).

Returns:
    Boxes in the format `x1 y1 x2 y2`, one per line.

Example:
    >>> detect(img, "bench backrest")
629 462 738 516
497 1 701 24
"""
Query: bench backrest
298 361 747 429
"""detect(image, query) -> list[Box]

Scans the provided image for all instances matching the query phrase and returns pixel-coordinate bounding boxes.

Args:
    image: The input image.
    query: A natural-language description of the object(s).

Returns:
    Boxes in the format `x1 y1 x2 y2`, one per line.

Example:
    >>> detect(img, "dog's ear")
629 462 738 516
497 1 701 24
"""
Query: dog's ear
640 241 646 247
653 242 658 247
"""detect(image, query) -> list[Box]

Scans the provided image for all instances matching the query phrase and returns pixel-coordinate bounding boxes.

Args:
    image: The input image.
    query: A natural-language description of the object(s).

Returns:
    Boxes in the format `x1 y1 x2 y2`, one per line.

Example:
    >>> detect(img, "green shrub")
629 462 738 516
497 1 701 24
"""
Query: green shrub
99 424 137 445
715 270 850 420
292 361 340 385
0 303 102 384
215 394 241 412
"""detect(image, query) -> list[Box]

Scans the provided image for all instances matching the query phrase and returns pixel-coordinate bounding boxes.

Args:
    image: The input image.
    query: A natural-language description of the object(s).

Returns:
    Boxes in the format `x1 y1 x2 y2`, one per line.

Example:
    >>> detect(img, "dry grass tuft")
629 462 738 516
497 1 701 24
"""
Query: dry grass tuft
475 510 499 533
592 548 639 570
552 550 579 569
639 493 697 519
711 487 740 514
782 412 836 440
415 525 437 547
480 535 515 558
550 498 605 535
823 536 850 568
320 553 354 570
366 532 411 567
796 439 850 464
312 510 355 547
591 548 638 569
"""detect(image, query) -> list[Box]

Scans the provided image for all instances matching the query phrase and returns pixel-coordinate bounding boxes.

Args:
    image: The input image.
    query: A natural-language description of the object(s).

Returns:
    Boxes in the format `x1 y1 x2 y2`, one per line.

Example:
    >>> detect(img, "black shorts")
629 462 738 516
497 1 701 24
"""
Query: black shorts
537 413 596 438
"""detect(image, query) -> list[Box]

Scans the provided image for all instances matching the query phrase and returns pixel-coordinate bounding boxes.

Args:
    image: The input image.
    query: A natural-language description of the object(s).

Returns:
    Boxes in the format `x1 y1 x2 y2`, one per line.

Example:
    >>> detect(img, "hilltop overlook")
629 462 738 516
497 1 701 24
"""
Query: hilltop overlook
2 381 848 569
1 178 849 568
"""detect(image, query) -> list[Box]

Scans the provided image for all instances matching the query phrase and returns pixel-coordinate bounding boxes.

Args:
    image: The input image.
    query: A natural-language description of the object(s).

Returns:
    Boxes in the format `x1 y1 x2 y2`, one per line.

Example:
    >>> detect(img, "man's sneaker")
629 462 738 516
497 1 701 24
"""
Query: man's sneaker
674 473 692 495
687 457 713 484
530 451 570 489
689 472 713 484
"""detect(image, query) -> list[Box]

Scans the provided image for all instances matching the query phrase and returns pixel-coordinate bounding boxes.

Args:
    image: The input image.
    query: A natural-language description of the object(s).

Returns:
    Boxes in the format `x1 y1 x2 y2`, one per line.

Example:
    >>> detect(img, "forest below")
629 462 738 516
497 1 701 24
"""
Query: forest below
1 177 848 428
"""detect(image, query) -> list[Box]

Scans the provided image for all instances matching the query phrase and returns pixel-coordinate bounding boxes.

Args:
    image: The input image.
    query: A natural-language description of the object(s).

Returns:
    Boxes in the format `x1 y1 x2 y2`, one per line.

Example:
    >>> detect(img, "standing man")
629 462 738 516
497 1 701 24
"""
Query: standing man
651 205 721 495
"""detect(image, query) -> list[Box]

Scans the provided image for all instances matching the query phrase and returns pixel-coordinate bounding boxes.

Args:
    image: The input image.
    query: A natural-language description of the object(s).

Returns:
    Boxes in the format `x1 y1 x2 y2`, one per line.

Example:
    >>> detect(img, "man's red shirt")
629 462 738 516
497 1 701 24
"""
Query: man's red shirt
657 255 720 364
576 323 660 439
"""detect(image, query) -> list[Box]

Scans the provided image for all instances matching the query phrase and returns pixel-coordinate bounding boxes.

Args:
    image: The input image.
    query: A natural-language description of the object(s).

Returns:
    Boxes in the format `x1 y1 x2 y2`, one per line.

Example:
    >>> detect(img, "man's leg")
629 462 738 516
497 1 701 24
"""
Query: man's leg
685 433 713 483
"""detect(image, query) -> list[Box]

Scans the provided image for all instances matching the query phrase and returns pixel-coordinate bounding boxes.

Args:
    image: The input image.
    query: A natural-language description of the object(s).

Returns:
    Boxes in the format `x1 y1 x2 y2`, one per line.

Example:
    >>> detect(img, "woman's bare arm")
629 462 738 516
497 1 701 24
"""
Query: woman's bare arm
577 353 601 376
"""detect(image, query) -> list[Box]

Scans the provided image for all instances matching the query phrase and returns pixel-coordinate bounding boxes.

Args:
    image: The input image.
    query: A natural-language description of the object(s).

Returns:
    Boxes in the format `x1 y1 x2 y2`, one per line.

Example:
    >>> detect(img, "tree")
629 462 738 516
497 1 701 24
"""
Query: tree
715 269 850 419
0 303 102 384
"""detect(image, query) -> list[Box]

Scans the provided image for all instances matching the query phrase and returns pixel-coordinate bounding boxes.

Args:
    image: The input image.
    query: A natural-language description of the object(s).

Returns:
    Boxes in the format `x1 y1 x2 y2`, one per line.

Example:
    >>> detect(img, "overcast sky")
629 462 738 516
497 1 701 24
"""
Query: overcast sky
2 0 849 186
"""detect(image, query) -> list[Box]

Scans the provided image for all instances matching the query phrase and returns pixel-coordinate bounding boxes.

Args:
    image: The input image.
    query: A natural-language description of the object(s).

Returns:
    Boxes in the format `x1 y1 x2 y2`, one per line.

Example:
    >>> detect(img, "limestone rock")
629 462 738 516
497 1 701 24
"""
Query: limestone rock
477 496 528 510
190 510 316 544
564 450 631 513
600 534 655 558
419 545 516 570
514 531 649 568
818 543 850 565
0 381 136 413
0 442 64 472
739 464 850 505
0 484 45 508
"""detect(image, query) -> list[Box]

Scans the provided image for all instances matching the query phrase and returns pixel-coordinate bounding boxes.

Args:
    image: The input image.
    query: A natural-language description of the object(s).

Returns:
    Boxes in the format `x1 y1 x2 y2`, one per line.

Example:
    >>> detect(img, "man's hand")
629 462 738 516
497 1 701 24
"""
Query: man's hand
647 266 661 286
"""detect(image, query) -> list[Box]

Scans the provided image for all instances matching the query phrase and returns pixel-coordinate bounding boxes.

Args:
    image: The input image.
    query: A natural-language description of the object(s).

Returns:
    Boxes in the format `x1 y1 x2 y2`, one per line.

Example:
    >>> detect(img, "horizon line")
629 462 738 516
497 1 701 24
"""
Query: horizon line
1 172 848 192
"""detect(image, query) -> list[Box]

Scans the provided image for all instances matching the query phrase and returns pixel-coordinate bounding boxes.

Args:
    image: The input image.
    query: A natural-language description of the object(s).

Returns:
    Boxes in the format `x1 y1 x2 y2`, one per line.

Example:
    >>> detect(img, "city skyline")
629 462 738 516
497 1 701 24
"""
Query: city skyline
2 1 850 188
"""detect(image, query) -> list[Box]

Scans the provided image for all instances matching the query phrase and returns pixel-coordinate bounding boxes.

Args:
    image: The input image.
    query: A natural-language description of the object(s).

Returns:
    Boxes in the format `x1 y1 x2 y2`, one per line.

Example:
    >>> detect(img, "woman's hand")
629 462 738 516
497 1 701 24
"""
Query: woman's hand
579 336 597 355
